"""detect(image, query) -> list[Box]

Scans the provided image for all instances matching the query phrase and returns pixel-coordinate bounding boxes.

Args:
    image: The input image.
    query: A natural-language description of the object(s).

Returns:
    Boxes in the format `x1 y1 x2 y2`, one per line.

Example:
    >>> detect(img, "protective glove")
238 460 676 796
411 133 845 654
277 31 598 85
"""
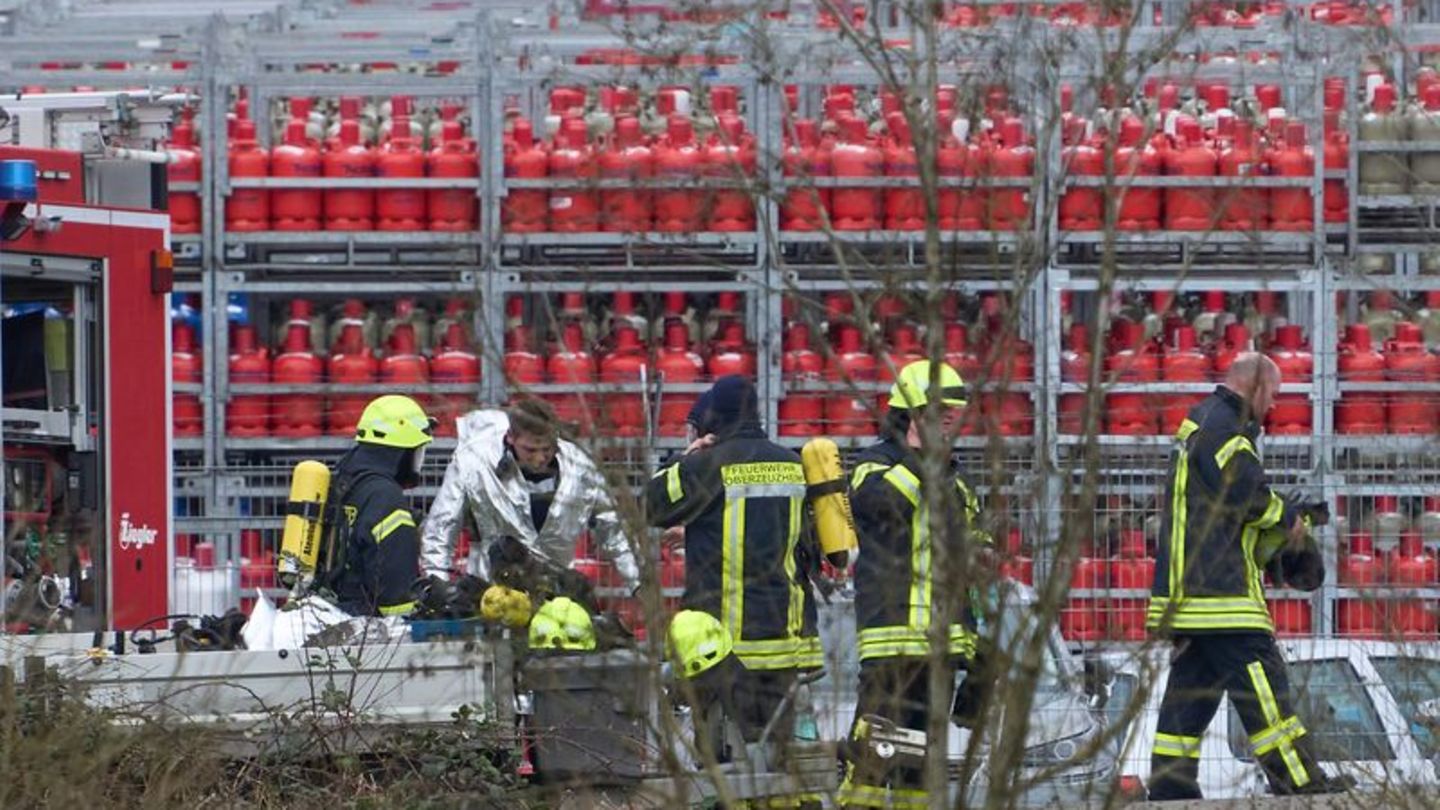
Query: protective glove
413 574 455 618
1285 491 1330 527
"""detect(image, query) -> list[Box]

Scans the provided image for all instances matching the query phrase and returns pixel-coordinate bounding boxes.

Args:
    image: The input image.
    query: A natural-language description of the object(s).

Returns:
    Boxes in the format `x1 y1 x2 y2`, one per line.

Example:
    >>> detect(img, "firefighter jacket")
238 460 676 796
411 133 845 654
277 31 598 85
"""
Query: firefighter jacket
851 436 992 546
1148 386 1301 635
420 410 639 590
646 426 823 671
328 444 422 617
850 451 989 663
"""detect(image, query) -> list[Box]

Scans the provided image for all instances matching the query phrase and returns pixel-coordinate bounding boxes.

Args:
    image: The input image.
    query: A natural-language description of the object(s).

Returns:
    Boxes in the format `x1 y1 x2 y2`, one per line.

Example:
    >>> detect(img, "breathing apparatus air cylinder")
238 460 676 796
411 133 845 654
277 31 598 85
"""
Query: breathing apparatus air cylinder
278 459 331 589
801 437 859 568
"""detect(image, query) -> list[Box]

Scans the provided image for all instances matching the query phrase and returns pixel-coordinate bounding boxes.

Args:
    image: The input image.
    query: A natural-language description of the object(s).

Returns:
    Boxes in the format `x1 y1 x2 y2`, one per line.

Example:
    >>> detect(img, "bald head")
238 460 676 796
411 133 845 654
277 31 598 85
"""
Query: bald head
1224 353 1282 417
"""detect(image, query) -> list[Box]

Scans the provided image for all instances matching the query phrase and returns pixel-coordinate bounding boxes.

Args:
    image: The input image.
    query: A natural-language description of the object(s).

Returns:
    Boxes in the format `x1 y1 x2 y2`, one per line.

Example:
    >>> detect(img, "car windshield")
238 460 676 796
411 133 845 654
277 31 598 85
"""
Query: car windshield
1372 656 1440 760
1227 658 1393 762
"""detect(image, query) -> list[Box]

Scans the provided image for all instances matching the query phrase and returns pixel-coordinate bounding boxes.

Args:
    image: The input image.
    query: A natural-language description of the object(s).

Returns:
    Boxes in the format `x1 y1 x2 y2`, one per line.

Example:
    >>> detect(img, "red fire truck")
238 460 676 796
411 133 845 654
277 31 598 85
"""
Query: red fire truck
1 91 178 632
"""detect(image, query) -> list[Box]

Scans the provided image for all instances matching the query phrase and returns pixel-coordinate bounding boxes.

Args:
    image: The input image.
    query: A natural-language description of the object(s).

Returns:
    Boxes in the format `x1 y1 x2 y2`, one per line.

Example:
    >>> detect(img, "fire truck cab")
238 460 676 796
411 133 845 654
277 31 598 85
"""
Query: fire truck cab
1 90 180 632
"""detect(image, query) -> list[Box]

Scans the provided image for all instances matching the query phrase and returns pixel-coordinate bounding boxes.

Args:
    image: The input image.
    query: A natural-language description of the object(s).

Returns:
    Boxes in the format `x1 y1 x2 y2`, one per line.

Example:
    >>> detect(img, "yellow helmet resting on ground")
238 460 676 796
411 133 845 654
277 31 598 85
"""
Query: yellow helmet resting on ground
481 585 534 629
667 610 734 678
355 395 436 449
888 359 968 410
528 597 596 651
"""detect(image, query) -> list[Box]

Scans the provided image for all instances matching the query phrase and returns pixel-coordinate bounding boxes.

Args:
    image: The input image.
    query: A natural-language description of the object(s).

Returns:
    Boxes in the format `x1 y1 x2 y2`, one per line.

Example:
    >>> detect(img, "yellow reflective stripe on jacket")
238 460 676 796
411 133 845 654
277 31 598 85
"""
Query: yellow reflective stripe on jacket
792 635 823 669
851 461 891 490
1167 429 1192 601
378 600 416 616
1214 434 1257 470
722 496 745 643
1154 732 1202 759
785 495 804 640
1247 661 1311 787
663 464 684 503
372 508 415 543
1146 597 1275 633
857 625 975 661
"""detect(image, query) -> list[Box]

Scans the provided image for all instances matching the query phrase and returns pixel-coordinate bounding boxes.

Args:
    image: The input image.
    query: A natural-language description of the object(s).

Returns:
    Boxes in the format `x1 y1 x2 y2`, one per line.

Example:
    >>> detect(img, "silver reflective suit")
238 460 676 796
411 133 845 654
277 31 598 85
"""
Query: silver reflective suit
419 410 639 589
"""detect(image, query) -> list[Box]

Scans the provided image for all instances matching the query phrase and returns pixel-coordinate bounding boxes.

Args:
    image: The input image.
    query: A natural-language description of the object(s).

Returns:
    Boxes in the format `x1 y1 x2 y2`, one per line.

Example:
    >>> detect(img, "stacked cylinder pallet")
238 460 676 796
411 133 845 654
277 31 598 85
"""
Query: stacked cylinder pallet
172 296 481 438
1334 496 1440 639
1060 290 1319 436
777 291 1034 437
1057 79 1338 232
502 291 754 437
169 95 480 235
1335 290 1440 435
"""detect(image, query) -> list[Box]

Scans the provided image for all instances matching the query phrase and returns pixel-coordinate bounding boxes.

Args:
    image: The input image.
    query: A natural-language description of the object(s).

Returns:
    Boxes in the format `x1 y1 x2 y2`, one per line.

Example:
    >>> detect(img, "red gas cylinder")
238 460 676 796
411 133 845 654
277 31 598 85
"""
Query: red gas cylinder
270 119 321 231
1338 531 1384 637
884 113 924 231
166 109 202 234
376 114 426 231
600 326 648 437
825 324 878 436
272 323 323 437
1063 541 1109 642
1105 319 1161 435
226 325 271 436
427 120 479 232
1388 532 1439 585
1059 119 1102 231
226 119 270 231
779 322 825 437
1161 325 1210 434
1385 322 1440 434
1218 119 1268 231
381 325 429 413
1269 599 1313 637
1213 322 1253 377
548 118 600 232
503 118 549 233
706 114 756 232
431 323 480 437
1110 530 1154 641
1322 111 1349 223
936 114 970 231
1269 120 1314 232
172 323 202 436
708 322 757 379
880 324 924 383
654 116 704 233
546 322 596 436
999 530 1034 585
1388 532 1440 638
943 322 983 383
657 321 705 436
599 116 654 233
1336 323 1387 434
782 119 831 231
979 295 1035 383
830 115 883 230
987 117 1033 230
1116 115 1163 230
504 325 545 394
1059 322 1091 435
327 324 378 437
324 120 375 231
1265 324 1313 435
1164 116 1217 231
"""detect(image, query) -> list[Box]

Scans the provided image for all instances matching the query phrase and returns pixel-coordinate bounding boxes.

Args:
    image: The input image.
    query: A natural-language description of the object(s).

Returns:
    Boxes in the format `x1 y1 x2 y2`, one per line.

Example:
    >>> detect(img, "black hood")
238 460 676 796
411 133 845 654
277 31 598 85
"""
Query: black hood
338 442 417 488
694 375 762 439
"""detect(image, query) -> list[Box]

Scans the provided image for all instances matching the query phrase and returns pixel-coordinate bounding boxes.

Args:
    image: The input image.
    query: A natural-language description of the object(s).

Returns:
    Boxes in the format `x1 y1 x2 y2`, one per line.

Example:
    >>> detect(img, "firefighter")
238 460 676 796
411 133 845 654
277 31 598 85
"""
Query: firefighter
326 395 434 617
838 359 993 809
1147 354 1352 799
645 375 823 764
420 397 639 594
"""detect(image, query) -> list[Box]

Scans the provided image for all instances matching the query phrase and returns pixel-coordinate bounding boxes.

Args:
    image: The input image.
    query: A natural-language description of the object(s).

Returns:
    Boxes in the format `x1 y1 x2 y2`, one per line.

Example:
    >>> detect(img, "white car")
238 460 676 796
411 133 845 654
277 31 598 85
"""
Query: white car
811 583 1121 806
1101 639 1440 800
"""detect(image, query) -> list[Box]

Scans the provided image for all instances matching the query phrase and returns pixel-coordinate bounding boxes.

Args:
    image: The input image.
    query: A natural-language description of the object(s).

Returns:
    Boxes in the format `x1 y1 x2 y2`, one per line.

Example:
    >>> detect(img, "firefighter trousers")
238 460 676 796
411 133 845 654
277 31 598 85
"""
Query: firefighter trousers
837 658 954 810
1148 632 1324 800
691 663 817 809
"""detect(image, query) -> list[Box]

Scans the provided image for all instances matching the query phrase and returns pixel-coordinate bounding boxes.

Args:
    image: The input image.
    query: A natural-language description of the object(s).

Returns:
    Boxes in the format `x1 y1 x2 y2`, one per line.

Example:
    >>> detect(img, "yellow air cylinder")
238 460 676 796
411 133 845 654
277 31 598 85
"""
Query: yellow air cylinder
801 438 858 568
278 460 331 588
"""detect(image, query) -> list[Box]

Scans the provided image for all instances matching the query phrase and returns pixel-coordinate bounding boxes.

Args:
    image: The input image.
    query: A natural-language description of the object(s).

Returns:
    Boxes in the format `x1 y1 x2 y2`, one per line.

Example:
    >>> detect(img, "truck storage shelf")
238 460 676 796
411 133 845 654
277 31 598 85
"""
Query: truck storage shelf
1337 382 1440 392
228 177 480 189
499 232 757 247
1057 383 1311 394
1055 435 1316 448
774 435 1033 450
1056 231 1315 246
783 380 1037 393
227 383 482 395
776 230 1023 245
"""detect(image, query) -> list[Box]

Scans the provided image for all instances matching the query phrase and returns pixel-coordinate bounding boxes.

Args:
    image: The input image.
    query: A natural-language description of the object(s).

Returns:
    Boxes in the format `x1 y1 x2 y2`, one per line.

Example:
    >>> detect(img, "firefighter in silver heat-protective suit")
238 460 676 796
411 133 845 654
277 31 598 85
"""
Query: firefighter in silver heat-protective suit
419 399 639 594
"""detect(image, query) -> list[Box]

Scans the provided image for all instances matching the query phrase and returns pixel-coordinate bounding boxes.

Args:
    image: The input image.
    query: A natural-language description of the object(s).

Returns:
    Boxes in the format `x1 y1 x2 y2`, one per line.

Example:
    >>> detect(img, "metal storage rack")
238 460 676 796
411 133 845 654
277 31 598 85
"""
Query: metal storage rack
1 0 1437 640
